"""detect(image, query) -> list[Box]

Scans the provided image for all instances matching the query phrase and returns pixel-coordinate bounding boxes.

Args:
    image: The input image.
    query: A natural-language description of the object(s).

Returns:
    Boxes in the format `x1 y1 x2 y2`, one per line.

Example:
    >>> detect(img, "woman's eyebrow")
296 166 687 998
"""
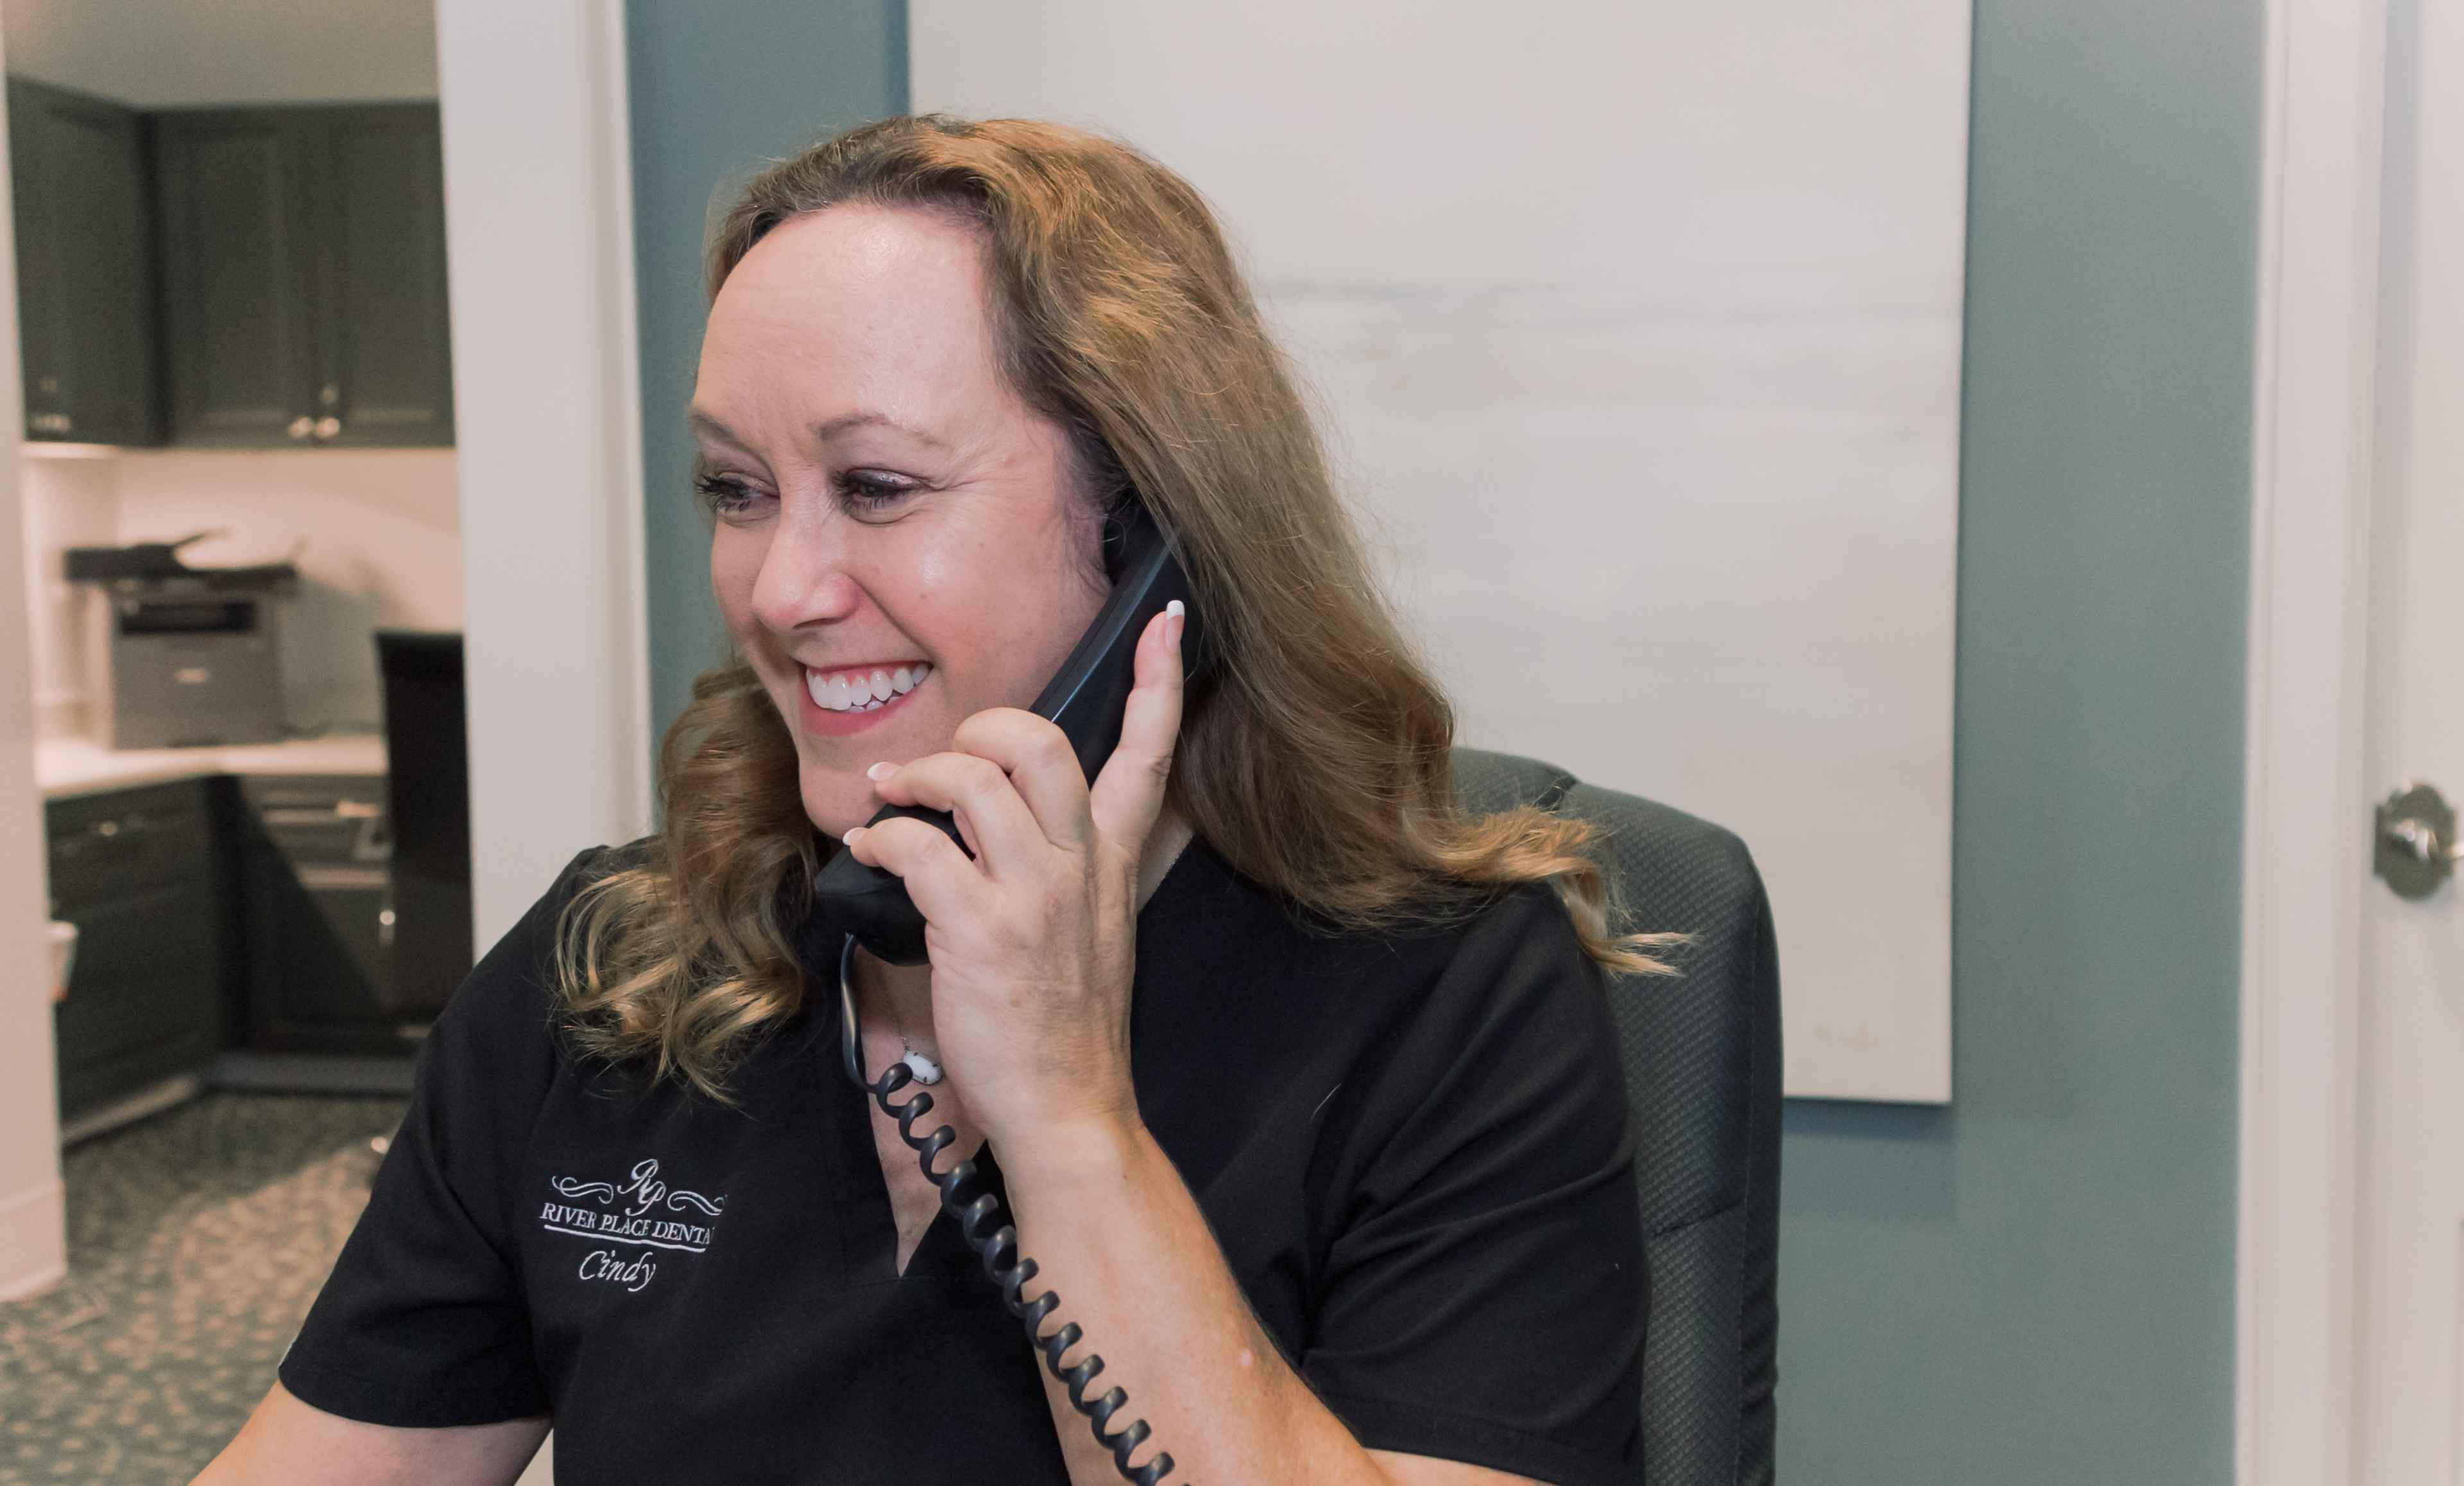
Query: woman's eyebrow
684 407 748 447
685 407 950 452
809 411 950 450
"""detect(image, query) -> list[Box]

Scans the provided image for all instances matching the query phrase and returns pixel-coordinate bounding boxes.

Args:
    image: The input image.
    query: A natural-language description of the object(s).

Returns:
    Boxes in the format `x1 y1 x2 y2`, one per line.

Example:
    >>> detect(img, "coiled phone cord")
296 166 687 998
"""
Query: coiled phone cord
837 932 1179 1485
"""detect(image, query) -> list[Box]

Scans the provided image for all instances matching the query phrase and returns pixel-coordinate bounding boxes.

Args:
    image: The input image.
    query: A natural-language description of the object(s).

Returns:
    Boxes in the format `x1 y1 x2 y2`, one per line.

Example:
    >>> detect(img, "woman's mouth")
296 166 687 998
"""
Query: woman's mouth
799 662 930 737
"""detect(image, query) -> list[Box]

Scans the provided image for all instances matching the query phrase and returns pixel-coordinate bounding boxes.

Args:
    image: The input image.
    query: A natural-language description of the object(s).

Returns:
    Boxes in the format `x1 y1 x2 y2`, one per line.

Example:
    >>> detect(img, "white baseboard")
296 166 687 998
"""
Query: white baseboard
0 1177 67 1301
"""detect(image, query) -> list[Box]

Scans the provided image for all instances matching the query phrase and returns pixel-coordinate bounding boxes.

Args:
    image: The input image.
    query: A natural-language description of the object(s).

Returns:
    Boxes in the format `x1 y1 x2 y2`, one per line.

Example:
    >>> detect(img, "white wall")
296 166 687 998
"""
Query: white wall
916 0 1971 1102
4 0 435 106
0 16 69 1304
17 454 114 738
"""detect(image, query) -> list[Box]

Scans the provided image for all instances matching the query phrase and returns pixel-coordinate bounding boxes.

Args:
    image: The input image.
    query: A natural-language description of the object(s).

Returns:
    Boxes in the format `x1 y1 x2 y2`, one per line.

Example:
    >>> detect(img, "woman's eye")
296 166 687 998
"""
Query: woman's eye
835 472 916 511
692 470 915 520
693 474 771 520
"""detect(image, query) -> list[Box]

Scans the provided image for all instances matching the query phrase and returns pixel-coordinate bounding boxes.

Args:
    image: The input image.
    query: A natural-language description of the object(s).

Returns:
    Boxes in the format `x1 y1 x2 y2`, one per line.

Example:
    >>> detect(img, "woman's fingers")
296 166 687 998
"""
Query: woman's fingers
947 708 1097 853
842 811 992 927
866 749 1050 882
1088 604 1185 856
868 599 1186 880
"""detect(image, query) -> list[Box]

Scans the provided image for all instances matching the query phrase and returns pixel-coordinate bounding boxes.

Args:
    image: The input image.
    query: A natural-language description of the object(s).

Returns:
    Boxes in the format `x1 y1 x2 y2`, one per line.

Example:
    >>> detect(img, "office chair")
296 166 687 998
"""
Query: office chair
1452 747 1782 1486
375 629 473 1020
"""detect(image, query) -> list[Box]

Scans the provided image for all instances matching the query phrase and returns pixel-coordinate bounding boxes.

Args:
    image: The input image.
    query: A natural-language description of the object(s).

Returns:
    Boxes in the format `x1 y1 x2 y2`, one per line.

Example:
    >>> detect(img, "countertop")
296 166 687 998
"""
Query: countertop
35 733 387 799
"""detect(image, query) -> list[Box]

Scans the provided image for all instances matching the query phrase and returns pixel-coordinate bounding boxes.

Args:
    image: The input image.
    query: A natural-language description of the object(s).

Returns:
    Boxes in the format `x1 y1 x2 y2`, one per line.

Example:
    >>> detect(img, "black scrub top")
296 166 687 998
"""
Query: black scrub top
278 833 1647 1484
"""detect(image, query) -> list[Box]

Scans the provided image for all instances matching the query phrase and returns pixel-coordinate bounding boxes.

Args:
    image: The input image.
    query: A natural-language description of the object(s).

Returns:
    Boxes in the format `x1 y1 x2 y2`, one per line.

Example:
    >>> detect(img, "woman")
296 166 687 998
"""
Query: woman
200 115 1670 1486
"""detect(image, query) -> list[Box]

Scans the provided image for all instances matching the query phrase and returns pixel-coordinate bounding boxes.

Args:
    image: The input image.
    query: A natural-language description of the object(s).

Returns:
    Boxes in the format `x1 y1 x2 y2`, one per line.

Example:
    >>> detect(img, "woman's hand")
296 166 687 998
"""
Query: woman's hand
841 602 1186 1158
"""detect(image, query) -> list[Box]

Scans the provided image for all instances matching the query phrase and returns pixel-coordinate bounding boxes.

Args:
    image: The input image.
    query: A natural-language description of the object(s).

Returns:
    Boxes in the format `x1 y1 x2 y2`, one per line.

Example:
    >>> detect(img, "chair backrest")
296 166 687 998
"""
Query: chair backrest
1451 747 1781 1486
375 628 472 1017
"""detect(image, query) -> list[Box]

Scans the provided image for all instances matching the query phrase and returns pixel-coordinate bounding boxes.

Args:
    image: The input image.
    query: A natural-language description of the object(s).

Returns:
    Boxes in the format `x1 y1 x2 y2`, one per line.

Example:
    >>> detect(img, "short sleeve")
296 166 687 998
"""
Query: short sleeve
277 847 605 1427
1303 886 1647 1486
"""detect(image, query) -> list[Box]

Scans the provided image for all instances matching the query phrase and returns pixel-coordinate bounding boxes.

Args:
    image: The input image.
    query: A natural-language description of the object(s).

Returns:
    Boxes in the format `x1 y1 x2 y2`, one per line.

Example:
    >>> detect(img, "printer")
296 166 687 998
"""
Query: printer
65 533 299 749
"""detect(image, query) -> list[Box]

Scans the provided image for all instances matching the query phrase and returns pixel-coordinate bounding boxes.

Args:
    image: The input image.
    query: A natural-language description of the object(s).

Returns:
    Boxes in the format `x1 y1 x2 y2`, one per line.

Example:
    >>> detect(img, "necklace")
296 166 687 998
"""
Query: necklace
835 933 942 1086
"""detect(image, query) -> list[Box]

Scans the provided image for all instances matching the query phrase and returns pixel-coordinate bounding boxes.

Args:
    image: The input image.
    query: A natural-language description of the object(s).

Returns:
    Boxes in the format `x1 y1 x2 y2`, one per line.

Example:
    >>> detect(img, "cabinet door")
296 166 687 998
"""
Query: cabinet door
235 774 403 1054
308 106 454 447
154 110 320 446
53 876 220 1118
46 780 222 1120
7 76 161 446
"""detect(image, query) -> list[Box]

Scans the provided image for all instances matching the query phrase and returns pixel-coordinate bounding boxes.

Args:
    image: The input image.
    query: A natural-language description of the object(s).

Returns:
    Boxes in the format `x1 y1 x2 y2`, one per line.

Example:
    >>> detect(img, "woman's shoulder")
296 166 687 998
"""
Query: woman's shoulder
1396 880 1607 1034
1331 875 1596 1002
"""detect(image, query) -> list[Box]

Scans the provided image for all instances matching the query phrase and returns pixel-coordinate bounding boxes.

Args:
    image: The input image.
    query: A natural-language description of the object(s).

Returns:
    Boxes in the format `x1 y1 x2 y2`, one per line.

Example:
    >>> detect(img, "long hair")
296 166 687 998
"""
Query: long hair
558 115 1680 1100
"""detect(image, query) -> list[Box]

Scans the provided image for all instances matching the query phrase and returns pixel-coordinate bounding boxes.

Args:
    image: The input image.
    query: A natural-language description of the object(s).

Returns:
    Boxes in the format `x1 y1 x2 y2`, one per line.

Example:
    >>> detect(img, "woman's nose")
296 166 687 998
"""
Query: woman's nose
748 510 864 634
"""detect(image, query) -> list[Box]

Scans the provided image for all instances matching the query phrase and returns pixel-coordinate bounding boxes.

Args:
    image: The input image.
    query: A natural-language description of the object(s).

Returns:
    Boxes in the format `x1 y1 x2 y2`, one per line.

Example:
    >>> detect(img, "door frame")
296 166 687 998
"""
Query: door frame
2237 0 2390 1482
432 0 655 946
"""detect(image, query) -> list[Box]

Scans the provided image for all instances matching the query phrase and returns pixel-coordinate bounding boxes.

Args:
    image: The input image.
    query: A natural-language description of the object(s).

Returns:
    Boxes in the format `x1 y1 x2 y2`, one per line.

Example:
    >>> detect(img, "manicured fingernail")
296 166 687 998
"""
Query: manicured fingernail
1165 599 1185 653
843 825 867 846
865 761 895 781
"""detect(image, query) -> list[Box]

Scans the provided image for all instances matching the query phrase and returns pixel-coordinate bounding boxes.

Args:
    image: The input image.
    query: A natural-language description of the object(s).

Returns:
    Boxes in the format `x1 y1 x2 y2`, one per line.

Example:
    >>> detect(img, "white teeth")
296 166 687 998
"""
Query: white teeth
805 662 931 712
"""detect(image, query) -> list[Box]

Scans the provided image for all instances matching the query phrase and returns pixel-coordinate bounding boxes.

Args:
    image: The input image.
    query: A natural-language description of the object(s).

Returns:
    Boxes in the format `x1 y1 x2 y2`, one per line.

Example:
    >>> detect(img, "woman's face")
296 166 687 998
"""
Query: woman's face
692 203 1110 839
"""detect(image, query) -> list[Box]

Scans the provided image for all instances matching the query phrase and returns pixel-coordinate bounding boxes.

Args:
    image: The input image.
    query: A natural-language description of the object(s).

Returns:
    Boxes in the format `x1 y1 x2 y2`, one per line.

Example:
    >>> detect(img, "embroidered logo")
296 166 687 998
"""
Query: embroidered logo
537 1158 727 1292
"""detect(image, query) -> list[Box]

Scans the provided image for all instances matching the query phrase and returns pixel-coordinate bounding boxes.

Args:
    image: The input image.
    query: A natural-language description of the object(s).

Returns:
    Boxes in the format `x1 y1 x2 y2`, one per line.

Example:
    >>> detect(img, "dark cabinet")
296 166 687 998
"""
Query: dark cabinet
47 780 221 1120
234 773 406 1054
154 103 453 448
7 77 162 446
312 108 456 447
150 111 318 446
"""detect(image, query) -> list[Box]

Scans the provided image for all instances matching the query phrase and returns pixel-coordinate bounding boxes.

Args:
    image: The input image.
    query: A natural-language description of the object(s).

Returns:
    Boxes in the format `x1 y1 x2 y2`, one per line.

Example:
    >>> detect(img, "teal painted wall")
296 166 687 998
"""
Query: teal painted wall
624 3 2259 1478
627 0 907 753
1774 1 2256 1480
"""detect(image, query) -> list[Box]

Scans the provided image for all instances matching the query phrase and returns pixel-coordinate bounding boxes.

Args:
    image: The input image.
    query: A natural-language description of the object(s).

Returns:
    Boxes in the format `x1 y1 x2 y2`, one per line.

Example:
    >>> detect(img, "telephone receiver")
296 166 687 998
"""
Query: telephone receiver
809 500 1206 966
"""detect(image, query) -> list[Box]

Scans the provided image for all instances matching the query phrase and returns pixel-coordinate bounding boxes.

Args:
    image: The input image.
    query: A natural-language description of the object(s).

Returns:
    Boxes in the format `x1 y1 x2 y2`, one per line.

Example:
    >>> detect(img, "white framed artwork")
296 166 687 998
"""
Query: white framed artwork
914 0 1971 1102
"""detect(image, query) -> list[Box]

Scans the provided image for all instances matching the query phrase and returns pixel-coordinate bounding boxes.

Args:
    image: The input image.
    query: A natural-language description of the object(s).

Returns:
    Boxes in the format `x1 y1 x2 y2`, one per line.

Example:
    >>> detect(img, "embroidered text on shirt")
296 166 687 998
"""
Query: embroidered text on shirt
537 1158 728 1273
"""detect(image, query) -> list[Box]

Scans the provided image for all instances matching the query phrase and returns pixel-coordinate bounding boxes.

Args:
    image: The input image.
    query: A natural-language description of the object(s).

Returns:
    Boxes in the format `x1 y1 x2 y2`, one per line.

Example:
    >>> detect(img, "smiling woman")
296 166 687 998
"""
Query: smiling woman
199 115 1674 1486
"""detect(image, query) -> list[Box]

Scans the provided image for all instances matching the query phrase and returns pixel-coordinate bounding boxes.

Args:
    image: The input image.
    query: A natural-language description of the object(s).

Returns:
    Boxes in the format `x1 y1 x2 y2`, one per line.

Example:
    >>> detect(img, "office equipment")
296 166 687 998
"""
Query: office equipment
813 501 1199 1482
66 533 298 748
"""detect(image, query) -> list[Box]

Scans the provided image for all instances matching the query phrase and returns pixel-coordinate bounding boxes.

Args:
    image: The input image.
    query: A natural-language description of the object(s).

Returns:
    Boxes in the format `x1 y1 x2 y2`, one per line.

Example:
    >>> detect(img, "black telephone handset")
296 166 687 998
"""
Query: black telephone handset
810 500 1204 966
815 500 1201 1486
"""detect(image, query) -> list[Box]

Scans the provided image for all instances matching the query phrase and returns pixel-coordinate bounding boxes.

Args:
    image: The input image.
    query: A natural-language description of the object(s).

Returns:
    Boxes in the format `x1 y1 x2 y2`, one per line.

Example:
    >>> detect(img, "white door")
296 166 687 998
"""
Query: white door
2354 0 2464 1474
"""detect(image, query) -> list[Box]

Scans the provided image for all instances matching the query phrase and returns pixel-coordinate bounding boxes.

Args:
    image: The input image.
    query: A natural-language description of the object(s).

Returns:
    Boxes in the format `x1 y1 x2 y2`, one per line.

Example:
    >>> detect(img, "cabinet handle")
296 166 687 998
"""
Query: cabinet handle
287 416 314 441
314 416 342 440
320 383 340 408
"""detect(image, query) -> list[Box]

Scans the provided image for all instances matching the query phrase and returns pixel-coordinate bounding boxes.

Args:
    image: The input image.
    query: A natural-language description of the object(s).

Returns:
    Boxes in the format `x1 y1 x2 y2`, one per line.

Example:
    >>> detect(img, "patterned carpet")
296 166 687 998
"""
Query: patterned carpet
0 1093 407 1485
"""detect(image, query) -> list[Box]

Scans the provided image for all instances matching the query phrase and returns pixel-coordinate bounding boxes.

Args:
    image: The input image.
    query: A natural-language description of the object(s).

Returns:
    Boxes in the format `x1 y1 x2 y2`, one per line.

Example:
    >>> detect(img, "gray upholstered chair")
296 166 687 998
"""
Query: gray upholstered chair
1451 747 1782 1486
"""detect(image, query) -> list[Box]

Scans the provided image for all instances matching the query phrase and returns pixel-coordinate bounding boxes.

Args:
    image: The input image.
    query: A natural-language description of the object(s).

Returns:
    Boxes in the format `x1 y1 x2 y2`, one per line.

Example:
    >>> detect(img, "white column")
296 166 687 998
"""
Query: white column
433 0 653 946
0 20 71 1302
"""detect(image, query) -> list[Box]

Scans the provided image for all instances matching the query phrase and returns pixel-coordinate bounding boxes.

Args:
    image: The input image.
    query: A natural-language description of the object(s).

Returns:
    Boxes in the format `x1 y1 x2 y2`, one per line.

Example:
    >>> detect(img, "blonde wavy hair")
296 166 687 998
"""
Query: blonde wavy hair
557 115 1681 1100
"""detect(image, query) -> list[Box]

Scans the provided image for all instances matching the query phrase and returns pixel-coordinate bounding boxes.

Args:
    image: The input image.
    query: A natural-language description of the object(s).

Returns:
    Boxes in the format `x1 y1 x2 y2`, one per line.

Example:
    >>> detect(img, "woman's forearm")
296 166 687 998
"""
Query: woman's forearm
1001 1121 1390 1486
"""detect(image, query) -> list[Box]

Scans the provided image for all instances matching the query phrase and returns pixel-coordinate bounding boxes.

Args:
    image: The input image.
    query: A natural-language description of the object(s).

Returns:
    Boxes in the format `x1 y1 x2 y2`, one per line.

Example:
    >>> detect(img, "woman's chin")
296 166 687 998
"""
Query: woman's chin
798 775 876 842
